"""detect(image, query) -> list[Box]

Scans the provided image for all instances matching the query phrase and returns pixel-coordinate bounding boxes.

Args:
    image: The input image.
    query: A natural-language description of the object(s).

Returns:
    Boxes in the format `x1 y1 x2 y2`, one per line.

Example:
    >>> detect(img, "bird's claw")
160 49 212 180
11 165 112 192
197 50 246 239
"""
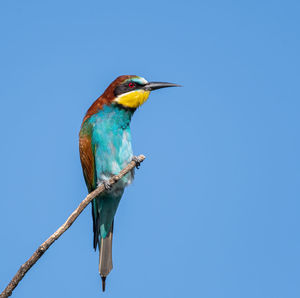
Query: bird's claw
103 180 112 191
132 156 141 169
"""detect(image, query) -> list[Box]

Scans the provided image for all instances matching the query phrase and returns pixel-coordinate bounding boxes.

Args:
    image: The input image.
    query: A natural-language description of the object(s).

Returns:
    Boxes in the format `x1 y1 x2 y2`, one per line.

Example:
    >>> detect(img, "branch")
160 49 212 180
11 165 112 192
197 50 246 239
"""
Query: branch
0 155 145 298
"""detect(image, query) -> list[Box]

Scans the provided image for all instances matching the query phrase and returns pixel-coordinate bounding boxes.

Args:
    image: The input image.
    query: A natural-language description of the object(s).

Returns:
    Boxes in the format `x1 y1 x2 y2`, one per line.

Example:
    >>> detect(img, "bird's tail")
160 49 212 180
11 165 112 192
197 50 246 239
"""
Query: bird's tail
99 222 113 292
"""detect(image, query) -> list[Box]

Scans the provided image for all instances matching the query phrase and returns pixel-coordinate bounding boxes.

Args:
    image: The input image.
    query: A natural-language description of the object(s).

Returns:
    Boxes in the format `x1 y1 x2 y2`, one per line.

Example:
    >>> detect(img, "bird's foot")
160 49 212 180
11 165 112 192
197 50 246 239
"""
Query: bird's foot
132 156 142 169
103 180 112 191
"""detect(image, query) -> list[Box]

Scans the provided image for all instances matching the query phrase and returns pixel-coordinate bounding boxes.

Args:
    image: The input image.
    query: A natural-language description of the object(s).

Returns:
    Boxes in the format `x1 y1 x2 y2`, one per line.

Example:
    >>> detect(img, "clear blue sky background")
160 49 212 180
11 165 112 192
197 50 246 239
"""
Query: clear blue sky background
0 1 299 297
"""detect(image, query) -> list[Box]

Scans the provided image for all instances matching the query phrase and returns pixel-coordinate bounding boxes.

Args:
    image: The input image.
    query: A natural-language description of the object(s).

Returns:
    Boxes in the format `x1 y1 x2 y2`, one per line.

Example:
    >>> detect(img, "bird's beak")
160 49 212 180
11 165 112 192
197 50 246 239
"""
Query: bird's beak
144 81 182 91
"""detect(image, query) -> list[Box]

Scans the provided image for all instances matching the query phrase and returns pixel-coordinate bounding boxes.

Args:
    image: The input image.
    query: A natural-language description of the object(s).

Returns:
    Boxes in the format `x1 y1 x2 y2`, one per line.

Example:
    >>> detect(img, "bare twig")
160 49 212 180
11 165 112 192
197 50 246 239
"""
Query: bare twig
0 155 146 298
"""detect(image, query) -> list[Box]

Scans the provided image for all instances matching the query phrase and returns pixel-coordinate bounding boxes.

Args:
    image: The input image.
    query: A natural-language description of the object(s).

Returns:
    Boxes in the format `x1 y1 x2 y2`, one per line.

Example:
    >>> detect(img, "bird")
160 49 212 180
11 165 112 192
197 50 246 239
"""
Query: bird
79 75 180 291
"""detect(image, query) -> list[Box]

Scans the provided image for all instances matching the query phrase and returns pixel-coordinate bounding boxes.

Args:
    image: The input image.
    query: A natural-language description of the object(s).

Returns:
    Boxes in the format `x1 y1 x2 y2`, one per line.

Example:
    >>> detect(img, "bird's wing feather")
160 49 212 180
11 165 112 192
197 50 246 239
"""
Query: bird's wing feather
79 133 95 191
79 122 99 249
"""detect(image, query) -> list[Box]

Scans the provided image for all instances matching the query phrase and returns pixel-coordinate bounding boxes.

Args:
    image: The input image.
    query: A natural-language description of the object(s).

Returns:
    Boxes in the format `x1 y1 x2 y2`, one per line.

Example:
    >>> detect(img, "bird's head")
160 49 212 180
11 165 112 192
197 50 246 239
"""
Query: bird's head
103 75 180 109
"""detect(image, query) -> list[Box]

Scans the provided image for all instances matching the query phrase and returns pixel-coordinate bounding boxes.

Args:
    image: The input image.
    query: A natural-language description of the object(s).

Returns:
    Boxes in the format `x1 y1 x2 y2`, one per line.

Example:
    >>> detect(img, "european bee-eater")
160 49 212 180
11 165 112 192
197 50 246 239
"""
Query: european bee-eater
79 75 180 291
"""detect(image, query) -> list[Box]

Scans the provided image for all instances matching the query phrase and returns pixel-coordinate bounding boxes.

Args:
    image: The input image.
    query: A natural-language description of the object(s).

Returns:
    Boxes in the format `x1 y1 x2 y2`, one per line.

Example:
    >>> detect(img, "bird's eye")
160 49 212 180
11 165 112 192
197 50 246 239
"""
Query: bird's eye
128 82 135 88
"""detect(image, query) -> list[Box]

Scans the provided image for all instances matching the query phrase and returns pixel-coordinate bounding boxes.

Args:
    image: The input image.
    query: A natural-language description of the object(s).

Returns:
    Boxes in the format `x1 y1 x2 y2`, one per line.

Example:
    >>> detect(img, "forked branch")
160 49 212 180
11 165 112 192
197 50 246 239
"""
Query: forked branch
0 155 146 298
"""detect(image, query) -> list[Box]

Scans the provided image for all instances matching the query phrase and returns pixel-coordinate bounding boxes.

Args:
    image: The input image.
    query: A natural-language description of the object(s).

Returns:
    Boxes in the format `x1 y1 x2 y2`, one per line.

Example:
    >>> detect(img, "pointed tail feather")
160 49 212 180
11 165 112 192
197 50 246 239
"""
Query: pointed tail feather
101 276 106 292
99 222 113 292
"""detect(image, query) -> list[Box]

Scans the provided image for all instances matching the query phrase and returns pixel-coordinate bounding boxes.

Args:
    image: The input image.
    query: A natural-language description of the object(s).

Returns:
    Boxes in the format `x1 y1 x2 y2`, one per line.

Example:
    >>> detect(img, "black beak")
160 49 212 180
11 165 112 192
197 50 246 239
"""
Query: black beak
144 81 182 91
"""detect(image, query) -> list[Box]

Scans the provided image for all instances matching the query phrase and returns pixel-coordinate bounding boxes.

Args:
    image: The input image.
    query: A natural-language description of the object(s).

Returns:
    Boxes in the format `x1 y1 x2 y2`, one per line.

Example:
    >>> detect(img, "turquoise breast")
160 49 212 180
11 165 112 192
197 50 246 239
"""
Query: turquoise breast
89 104 134 188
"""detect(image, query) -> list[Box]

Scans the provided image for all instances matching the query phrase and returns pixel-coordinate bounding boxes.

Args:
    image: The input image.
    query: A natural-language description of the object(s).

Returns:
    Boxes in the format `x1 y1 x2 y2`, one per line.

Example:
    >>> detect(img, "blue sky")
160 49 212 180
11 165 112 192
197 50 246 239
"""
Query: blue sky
0 0 300 297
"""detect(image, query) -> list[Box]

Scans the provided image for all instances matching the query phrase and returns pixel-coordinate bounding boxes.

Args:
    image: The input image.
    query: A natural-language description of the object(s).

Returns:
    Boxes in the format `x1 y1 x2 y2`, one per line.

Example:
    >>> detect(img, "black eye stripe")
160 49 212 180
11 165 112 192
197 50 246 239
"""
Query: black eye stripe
114 81 143 97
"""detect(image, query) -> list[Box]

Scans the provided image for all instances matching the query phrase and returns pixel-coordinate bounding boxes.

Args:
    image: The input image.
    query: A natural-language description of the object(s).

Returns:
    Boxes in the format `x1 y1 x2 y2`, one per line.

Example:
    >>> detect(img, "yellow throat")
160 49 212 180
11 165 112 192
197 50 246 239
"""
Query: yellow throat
114 89 150 109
